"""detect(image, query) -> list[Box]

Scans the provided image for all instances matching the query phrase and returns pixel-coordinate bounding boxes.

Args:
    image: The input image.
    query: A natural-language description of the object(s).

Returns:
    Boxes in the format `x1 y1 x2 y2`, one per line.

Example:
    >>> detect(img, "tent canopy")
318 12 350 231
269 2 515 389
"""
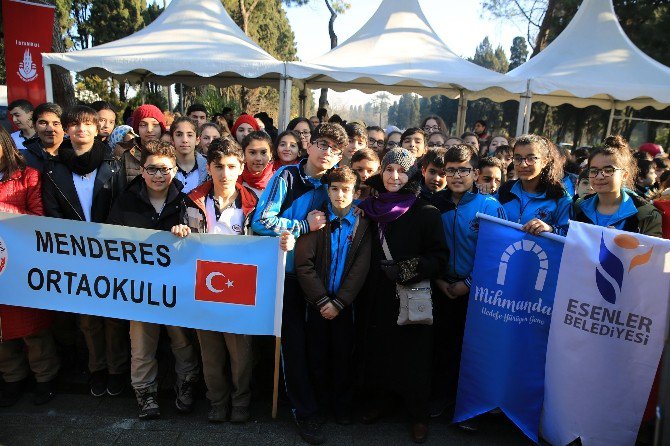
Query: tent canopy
41 0 285 87
508 0 670 110
286 0 525 99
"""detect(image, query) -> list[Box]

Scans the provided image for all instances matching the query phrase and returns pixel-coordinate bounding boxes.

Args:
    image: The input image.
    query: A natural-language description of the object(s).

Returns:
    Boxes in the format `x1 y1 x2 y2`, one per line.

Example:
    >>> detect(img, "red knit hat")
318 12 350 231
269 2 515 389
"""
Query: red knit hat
639 142 663 158
132 104 167 134
231 114 260 137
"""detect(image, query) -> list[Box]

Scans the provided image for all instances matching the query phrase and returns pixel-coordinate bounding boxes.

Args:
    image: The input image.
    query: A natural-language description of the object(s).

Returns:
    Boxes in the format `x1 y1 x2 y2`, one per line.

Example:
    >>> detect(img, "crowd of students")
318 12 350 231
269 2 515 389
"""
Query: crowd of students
0 99 666 444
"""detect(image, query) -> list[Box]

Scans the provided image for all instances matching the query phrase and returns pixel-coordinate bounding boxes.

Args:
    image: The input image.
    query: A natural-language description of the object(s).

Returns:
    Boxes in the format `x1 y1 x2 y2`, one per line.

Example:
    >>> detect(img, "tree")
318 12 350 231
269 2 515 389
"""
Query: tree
509 36 528 70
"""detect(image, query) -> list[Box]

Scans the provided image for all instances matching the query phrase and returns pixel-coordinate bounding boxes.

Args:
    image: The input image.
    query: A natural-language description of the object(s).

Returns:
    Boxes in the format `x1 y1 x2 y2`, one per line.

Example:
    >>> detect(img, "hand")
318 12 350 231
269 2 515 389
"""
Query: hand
307 210 326 232
320 302 340 320
279 231 295 252
448 281 470 298
380 259 400 281
435 279 452 298
171 224 191 238
521 218 552 235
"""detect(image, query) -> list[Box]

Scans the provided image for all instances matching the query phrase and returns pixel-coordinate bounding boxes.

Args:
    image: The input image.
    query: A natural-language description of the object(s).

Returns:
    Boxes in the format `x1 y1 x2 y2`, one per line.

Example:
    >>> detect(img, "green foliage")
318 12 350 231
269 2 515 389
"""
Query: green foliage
387 94 421 129
509 36 528 70
89 0 144 46
283 0 350 15
471 37 509 73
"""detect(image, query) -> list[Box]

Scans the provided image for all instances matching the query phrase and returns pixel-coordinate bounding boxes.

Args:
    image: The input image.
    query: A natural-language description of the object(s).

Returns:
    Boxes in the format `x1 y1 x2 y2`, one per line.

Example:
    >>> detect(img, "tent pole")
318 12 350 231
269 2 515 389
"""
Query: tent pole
300 85 307 117
179 84 184 114
516 80 531 136
523 92 533 135
43 64 54 103
606 104 615 136
140 80 146 105
456 91 467 136
167 84 173 112
278 77 292 131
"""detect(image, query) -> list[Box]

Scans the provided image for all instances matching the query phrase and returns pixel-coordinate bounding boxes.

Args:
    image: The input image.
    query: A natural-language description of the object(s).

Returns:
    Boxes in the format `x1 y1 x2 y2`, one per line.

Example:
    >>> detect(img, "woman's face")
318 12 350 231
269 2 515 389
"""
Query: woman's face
293 121 311 148
277 135 300 163
427 133 446 149
199 127 221 154
423 118 440 134
513 143 547 182
382 163 409 192
589 154 627 194
235 123 255 143
489 136 508 152
244 139 272 173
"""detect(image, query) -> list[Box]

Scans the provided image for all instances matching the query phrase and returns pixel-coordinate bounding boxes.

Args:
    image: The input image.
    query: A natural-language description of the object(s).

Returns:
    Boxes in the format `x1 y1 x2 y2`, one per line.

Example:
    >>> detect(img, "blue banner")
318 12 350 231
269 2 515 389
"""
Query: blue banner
0 212 286 336
454 214 564 443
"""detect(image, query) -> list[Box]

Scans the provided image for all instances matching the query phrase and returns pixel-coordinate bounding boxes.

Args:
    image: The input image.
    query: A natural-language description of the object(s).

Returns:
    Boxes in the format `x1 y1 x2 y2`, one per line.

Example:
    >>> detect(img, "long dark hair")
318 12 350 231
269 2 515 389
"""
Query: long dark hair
513 134 566 199
0 126 26 180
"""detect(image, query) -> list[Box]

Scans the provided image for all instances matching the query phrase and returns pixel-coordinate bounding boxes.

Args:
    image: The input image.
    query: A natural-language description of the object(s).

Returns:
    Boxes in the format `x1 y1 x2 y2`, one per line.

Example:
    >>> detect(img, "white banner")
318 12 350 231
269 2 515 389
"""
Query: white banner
541 221 670 446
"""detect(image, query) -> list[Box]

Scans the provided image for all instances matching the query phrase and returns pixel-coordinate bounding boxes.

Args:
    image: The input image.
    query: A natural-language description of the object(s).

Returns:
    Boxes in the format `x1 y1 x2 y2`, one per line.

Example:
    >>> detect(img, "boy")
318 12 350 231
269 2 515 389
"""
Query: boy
21 102 64 172
8 99 35 148
429 145 505 424
342 123 367 167
186 103 208 129
119 104 167 187
475 156 504 195
366 126 385 155
401 127 427 159
42 105 127 399
460 131 480 154
251 123 348 445
420 148 448 200
107 140 200 420
494 145 513 170
171 116 208 194
172 138 293 423
351 149 380 201
574 169 594 202
295 166 371 427
91 101 117 144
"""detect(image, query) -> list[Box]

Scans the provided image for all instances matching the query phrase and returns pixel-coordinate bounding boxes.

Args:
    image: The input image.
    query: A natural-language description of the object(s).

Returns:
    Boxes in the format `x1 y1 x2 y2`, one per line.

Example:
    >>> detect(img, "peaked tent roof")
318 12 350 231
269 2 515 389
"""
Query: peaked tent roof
508 0 670 109
286 0 525 98
42 0 285 87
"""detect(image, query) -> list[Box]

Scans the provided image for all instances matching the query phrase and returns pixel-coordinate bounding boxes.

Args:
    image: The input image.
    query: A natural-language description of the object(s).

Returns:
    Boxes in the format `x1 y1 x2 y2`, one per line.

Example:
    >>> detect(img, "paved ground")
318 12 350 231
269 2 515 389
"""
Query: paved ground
0 390 535 446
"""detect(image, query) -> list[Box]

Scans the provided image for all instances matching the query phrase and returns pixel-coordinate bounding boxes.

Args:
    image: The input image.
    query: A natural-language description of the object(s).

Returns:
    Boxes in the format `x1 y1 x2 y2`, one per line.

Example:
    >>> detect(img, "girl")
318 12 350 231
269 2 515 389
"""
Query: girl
488 135 509 156
420 115 447 135
198 123 221 155
287 117 314 152
0 127 60 406
231 115 260 144
273 130 303 171
358 148 448 443
238 131 274 196
574 135 661 237
497 134 572 235
427 131 447 150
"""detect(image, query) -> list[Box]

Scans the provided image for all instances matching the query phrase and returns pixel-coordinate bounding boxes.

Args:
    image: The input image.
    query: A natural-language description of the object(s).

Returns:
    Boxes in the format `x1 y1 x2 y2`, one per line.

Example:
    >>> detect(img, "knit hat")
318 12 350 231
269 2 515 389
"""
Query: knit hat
131 104 166 134
381 148 415 172
639 142 663 158
231 114 260 137
107 125 138 148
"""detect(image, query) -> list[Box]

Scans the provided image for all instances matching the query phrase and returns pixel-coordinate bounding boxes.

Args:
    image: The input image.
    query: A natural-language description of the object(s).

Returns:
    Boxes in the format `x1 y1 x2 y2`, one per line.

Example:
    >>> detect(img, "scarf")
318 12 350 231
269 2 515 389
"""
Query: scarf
59 140 106 176
237 161 275 191
272 158 299 172
358 191 417 236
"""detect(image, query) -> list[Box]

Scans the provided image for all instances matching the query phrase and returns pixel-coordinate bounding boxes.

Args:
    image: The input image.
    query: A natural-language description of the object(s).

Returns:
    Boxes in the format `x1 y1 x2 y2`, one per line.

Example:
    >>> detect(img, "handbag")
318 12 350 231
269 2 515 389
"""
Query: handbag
380 235 433 326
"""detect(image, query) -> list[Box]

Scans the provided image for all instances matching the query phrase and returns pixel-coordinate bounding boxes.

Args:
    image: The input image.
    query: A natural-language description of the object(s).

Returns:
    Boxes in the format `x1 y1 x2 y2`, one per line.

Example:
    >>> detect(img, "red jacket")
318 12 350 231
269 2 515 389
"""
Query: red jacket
0 167 54 341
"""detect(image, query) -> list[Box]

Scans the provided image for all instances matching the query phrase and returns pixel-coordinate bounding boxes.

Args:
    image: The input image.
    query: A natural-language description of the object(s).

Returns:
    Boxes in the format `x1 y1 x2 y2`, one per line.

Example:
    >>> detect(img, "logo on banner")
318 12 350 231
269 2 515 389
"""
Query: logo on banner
17 49 38 82
497 239 549 291
195 260 257 305
596 233 652 304
0 236 7 275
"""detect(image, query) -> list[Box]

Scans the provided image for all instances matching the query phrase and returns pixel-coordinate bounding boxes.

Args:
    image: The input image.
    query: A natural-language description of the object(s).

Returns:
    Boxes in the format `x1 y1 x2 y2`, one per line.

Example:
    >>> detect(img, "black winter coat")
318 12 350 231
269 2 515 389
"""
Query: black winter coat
20 136 57 173
42 140 121 223
107 176 185 231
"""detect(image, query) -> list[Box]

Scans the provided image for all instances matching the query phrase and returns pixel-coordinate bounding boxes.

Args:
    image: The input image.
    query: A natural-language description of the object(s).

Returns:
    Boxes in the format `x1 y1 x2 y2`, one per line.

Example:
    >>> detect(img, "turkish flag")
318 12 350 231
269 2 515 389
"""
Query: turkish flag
195 260 257 306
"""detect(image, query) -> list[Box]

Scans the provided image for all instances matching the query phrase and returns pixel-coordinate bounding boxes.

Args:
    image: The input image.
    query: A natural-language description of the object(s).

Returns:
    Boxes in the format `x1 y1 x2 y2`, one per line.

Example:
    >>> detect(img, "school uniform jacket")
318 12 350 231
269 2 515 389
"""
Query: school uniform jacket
573 190 662 237
431 189 506 286
181 180 257 234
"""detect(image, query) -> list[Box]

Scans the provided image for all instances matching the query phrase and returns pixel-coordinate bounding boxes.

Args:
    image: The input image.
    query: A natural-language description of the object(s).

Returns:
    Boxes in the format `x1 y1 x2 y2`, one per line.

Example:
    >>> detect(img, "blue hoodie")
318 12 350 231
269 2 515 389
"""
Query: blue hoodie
251 159 329 272
432 190 506 286
497 180 572 235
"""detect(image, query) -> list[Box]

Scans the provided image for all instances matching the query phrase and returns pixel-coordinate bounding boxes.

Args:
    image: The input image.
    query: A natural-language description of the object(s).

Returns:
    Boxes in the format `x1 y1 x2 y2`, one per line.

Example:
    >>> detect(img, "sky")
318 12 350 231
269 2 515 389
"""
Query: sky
281 0 528 108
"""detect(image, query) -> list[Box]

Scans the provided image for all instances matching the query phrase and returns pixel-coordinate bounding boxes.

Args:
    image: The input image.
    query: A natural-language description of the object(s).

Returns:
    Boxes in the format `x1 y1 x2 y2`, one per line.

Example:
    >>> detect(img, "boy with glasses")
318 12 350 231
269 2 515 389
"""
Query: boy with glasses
366 126 385 155
252 123 348 445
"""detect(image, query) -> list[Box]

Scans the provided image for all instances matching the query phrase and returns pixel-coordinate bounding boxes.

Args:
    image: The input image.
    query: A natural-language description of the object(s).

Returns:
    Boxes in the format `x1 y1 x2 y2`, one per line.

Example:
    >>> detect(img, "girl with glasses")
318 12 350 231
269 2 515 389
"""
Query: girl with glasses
573 136 661 236
497 134 572 235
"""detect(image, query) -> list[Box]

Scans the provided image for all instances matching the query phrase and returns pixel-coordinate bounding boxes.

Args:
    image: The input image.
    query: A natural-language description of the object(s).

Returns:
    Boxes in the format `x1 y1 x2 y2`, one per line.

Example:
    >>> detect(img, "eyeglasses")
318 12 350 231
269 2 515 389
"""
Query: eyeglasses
296 130 311 137
512 155 540 165
424 125 440 132
314 139 342 156
445 167 473 177
386 141 400 149
587 166 622 178
368 138 383 147
143 166 176 176
428 142 445 148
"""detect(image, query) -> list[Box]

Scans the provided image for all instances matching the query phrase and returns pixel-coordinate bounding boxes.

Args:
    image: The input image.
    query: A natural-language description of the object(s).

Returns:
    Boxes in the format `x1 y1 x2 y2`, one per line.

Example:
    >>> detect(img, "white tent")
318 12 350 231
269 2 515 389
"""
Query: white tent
286 0 526 134
41 0 293 128
509 0 670 135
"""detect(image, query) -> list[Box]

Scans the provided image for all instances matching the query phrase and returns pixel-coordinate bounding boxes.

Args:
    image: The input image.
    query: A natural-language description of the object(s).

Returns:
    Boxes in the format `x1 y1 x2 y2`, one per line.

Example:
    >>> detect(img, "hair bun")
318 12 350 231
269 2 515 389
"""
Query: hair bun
603 135 628 150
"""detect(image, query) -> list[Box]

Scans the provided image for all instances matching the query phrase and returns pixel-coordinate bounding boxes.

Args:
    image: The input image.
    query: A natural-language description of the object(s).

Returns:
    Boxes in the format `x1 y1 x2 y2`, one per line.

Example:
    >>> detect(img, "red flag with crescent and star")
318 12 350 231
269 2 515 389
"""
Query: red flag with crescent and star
195 260 257 306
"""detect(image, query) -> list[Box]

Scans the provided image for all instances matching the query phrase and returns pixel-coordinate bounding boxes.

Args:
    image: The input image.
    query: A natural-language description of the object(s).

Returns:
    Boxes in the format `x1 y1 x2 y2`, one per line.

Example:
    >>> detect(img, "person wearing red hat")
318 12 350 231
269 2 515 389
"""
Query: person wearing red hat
639 142 663 159
231 114 259 144
118 105 167 187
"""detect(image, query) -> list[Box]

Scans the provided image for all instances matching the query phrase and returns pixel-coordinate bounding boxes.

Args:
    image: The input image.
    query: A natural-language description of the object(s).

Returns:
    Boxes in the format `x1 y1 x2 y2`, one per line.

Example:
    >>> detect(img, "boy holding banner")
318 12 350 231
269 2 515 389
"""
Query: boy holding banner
429 144 505 422
171 137 294 424
107 140 200 420
251 123 348 445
